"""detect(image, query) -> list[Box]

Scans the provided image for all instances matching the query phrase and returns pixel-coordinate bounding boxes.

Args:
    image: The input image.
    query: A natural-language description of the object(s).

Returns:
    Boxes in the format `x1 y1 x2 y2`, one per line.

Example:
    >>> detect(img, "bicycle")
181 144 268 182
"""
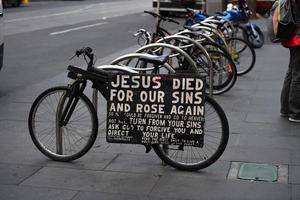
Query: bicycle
185 21 256 76
28 47 229 171
135 11 238 94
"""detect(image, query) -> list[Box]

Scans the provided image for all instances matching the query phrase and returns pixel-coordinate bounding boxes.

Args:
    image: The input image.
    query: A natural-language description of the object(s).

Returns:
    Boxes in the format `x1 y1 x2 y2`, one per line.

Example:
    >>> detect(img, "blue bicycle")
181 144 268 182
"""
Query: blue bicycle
185 0 264 48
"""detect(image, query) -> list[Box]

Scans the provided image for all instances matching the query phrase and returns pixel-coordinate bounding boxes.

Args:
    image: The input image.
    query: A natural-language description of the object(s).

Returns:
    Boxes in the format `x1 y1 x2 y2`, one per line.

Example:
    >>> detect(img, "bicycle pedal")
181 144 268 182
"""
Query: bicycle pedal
178 144 184 151
145 145 152 153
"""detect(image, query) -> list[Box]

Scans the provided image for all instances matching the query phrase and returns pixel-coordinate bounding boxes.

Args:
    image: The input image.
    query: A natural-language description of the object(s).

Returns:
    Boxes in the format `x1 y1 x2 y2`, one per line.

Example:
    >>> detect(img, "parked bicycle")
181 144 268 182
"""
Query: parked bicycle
185 0 265 49
135 11 238 94
28 47 229 171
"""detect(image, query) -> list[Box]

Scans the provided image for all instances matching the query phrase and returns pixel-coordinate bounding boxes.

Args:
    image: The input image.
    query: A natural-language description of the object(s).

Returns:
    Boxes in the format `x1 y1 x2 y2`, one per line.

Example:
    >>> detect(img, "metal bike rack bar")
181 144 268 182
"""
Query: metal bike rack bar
156 35 214 97
91 65 139 112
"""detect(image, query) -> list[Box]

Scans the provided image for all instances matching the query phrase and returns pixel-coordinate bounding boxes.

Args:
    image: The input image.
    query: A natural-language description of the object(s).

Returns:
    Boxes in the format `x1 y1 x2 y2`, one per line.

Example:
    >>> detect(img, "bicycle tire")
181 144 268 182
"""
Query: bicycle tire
28 86 98 162
234 24 248 41
226 37 256 76
205 49 237 94
247 26 264 49
189 44 237 94
152 95 229 171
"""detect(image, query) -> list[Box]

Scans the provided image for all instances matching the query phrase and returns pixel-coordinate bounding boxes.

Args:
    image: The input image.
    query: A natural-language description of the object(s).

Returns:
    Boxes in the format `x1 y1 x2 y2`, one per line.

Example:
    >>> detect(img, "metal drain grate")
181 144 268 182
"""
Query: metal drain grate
238 163 278 182
228 162 288 183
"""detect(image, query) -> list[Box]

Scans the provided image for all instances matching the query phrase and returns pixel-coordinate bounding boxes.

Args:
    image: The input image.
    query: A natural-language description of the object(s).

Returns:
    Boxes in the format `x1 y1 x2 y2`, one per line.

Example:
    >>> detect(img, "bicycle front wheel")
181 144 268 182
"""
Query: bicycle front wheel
28 86 98 161
247 26 264 49
153 96 229 171
226 37 256 76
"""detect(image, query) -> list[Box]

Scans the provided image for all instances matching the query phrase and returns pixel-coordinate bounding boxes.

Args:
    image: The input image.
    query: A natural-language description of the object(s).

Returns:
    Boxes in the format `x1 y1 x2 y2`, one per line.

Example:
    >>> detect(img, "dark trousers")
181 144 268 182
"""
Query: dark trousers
281 46 300 118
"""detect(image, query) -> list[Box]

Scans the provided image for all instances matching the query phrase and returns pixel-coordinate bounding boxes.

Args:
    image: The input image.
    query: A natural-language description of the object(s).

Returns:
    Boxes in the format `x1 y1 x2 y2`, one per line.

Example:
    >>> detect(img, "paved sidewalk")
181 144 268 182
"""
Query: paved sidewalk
0 42 300 200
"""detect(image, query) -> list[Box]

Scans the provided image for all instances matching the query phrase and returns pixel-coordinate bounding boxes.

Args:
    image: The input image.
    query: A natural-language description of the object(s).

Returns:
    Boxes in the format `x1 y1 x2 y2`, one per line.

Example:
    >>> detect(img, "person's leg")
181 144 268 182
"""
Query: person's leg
289 46 300 120
280 49 292 115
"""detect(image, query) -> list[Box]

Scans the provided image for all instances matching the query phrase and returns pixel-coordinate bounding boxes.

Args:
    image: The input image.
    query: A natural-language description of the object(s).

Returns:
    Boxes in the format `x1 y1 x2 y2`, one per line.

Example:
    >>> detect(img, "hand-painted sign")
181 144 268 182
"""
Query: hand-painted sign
106 74 205 147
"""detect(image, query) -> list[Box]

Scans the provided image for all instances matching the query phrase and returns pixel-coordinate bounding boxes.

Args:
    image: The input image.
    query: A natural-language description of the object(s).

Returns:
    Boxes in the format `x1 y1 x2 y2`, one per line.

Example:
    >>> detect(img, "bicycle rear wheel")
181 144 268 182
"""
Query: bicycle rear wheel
226 37 256 76
153 96 229 171
28 86 98 161
192 48 237 95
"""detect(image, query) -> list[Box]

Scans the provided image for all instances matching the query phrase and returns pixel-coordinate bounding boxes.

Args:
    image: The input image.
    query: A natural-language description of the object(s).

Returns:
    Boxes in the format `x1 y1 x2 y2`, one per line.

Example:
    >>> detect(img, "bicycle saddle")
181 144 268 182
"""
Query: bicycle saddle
139 54 169 66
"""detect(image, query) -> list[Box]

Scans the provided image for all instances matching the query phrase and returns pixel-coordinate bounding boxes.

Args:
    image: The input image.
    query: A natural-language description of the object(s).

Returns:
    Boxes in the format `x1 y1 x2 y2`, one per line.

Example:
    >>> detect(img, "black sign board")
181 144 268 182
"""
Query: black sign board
106 74 205 147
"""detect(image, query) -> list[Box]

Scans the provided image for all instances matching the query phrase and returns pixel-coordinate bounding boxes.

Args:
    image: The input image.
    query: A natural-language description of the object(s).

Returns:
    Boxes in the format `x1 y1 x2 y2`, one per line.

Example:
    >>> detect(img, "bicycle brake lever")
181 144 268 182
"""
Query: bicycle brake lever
69 48 84 60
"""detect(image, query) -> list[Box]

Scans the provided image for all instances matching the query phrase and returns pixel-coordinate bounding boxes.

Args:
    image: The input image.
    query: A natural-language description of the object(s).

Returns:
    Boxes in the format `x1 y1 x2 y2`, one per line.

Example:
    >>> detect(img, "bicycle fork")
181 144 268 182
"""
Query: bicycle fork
247 23 259 39
55 80 86 154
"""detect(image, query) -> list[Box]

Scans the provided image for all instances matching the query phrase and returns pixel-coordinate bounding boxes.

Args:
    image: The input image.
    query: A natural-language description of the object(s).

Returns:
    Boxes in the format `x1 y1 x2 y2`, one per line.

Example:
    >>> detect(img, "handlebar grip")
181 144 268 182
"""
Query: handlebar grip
76 47 93 57
84 47 92 54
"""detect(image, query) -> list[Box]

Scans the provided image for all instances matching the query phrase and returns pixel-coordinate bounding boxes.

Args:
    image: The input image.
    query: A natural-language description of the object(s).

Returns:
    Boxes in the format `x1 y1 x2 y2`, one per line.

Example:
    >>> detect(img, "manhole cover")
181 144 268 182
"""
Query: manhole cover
238 163 278 182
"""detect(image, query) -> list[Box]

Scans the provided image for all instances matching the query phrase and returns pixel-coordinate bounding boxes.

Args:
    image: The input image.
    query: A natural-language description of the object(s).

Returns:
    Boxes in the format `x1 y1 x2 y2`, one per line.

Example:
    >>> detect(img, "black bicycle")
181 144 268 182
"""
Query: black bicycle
28 47 229 171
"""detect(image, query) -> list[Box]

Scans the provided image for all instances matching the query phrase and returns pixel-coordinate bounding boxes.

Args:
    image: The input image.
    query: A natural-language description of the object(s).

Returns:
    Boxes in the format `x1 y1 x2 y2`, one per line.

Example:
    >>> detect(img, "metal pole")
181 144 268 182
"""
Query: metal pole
209 61 213 98
92 89 98 113
156 0 160 26
56 96 65 155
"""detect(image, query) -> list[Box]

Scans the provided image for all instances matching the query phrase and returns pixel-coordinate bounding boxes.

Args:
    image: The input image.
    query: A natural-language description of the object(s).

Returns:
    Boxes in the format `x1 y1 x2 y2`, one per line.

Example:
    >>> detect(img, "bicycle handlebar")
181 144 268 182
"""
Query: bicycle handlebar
144 10 180 25
75 47 93 58
74 47 94 69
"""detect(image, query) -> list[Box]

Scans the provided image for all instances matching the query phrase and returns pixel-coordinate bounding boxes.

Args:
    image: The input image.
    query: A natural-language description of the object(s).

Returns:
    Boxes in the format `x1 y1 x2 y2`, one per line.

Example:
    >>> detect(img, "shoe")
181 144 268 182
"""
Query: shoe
289 117 300 123
280 113 289 117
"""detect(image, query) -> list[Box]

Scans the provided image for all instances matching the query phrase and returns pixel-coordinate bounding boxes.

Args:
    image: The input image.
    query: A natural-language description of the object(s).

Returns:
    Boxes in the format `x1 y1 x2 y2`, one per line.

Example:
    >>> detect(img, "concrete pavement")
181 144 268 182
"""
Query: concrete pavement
0 39 300 199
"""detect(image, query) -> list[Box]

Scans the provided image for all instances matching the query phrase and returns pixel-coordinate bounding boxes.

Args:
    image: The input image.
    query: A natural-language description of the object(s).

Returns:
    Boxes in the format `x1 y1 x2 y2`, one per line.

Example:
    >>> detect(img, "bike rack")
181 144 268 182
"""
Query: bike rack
91 65 139 110
155 35 214 97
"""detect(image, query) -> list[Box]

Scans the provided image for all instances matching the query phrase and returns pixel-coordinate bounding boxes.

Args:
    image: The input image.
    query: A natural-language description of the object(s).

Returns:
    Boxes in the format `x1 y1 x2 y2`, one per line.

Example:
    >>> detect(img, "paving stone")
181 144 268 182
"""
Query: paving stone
0 142 115 172
253 80 283 92
105 154 230 179
0 185 76 200
220 146 291 164
292 185 300 200
0 144 46 165
245 113 285 124
91 134 158 156
220 102 279 114
0 102 31 121
291 151 300 165
0 163 41 185
290 124 300 136
73 192 148 200
0 121 31 146
227 133 241 146
236 134 300 150
233 80 258 91
256 71 285 81
247 90 281 101
150 176 290 200
289 165 300 184
104 153 165 174
73 191 182 200
161 160 230 180
223 111 247 122
215 95 251 107
21 167 159 194
228 120 292 136
44 152 118 171
249 94 281 106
